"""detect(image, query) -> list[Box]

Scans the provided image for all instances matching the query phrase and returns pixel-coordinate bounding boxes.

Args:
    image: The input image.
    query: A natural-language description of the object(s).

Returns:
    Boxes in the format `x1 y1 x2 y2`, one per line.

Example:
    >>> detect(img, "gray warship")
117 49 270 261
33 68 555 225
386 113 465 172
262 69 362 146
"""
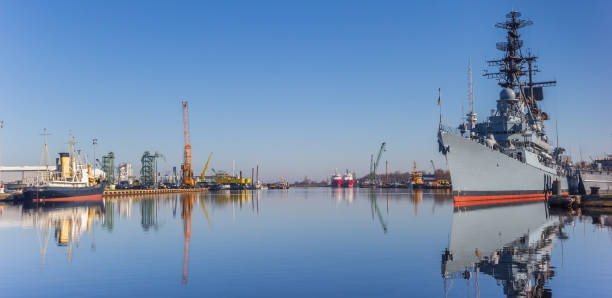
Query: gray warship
441 202 571 297
438 11 572 204
578 155 612 194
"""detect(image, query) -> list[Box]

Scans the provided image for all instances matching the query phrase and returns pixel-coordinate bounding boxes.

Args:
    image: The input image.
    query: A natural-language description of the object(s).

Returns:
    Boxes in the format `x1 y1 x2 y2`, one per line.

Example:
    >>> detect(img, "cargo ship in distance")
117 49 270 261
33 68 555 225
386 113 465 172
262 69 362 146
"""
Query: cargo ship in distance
438 11 573 204
23 135 104 204
330 171 343 188
341 170 354 187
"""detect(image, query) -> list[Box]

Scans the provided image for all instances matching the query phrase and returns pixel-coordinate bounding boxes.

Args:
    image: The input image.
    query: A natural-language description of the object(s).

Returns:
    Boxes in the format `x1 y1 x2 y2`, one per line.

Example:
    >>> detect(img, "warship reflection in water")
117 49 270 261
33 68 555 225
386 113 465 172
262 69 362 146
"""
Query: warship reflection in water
438 11 576 204
442 201 571 297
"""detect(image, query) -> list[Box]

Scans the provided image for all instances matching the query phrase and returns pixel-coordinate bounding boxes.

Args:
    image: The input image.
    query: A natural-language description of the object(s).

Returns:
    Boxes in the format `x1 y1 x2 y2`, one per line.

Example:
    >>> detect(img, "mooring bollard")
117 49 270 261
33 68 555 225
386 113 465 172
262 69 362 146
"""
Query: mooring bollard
552 180 561 195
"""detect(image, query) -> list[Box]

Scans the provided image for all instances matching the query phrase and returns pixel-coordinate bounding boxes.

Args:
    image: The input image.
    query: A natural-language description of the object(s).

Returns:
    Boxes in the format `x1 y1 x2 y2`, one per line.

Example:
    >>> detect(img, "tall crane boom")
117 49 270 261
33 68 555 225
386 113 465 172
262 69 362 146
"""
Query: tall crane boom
183 101 190 147
200 152 212 181
369 142 386 184
182 101 194 186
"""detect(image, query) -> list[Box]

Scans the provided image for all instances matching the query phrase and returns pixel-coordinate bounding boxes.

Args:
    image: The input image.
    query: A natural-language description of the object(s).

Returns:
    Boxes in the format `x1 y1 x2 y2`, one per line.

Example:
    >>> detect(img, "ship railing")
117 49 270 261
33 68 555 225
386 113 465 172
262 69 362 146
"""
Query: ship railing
439 125 462 136
22 176 43 186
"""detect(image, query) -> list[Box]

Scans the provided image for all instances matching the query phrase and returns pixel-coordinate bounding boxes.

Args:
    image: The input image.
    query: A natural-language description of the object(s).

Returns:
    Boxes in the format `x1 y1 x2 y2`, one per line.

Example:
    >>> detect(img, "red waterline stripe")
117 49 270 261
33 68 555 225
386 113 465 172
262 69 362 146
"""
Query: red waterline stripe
32 194 103 203
453 192 570 208
454 196 544 208
454 192 569 202
455 193 545 202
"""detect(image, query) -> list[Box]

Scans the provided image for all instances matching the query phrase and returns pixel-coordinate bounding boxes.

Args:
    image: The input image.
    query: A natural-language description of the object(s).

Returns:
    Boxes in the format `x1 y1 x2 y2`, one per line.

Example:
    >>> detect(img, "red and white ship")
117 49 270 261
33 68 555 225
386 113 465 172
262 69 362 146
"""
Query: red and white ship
342 171 354 188
330 172 343 187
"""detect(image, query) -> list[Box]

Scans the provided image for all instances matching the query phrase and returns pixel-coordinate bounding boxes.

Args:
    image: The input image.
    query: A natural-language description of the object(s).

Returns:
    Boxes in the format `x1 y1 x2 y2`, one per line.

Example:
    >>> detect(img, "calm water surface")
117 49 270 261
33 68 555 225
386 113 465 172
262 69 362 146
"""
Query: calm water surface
1 188 611 297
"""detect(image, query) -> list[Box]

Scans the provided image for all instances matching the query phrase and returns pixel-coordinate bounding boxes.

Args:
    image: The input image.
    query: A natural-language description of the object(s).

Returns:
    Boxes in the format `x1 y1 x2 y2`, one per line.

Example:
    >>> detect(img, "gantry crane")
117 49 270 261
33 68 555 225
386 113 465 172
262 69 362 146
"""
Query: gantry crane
369 142 386 185
182 101 194 186
200 152 212 182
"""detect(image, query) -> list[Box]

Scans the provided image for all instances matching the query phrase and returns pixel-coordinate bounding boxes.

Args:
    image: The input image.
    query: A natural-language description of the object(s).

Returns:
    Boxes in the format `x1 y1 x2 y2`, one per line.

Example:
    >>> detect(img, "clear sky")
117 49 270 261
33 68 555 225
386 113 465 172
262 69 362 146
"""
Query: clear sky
0 0 610 182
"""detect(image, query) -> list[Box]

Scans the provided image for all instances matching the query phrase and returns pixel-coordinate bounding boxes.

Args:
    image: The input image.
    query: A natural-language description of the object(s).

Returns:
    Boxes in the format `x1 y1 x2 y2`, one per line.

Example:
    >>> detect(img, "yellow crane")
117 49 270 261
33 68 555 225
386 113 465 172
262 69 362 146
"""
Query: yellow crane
200 152 213 182
412 161 423 185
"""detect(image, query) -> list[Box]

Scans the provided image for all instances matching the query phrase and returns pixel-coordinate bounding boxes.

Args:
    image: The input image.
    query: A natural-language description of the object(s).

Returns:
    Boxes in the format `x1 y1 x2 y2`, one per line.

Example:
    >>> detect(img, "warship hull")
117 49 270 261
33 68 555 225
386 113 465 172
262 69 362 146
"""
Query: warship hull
439 131 568 203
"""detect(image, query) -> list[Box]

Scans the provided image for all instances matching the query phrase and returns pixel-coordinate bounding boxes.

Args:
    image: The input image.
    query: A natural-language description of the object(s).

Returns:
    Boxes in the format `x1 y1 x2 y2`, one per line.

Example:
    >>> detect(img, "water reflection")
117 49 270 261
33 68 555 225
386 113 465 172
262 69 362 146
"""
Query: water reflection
181 194 193 286
141 199 158 231
0 189 609 296
200 195 213 227
207 190 253 207
442 201 572 297
332 187 355 203
549 207 612 231
413 189 423 215
0 201 105 266
368 191 388 233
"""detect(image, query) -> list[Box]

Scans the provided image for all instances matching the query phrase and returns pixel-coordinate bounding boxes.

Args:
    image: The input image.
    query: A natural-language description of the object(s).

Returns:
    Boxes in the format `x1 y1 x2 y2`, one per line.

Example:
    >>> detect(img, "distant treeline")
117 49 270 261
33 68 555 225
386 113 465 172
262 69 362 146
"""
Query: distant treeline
357 169 450 183
292 170 451 186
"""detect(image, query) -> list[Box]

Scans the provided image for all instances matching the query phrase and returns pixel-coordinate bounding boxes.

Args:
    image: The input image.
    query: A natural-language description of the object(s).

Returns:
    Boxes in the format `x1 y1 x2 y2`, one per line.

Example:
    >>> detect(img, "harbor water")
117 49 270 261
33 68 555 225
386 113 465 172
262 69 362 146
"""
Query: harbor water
1 188 611 297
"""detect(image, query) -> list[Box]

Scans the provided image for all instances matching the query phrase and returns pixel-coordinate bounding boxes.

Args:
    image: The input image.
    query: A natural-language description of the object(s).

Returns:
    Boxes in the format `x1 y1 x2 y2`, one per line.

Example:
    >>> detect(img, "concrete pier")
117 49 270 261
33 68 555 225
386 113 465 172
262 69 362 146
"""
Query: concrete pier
548 194 612 209
103 188 208 197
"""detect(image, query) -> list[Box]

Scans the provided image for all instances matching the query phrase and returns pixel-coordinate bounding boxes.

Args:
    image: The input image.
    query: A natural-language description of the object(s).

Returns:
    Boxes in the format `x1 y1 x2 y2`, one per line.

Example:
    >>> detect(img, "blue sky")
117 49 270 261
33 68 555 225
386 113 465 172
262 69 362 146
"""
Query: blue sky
0 0 610 182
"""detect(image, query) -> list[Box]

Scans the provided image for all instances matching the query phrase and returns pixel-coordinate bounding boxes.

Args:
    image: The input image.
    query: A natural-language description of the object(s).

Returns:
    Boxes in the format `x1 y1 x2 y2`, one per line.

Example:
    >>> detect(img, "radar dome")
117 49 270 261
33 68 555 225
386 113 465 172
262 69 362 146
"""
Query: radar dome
499 88 516 101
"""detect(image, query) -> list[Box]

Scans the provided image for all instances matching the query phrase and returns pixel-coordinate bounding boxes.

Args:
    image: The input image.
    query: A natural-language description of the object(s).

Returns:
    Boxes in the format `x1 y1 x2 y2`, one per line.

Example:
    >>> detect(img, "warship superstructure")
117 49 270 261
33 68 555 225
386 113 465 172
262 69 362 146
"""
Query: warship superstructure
438 11 571 203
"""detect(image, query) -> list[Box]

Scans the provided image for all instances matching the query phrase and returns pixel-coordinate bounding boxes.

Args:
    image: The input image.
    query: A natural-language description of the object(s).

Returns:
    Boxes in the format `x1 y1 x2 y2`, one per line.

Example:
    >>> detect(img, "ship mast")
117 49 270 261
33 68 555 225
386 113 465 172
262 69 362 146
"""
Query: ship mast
69 133 76 180
483 11 556 122
40 128 51 182
467 58 477 137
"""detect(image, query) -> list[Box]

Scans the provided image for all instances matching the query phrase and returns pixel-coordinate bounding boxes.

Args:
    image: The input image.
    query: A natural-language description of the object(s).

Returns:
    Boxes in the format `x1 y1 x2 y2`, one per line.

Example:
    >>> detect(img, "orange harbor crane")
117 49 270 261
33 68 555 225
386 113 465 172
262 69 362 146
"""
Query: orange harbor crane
182 101 194 186
181 194 193 285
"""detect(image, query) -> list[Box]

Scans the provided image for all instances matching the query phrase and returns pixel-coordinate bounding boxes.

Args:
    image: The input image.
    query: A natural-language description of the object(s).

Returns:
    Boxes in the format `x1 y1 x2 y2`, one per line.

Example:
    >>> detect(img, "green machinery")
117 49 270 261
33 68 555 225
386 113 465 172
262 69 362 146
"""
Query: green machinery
369 192 387 233
369 142 386 185
141 151 164 186
101 152 115 184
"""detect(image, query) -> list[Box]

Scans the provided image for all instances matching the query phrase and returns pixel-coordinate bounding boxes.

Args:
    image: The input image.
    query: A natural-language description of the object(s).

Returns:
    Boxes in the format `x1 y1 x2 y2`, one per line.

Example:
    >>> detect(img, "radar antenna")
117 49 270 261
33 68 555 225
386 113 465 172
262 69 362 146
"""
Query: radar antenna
482 11 556 121
467 58 477 137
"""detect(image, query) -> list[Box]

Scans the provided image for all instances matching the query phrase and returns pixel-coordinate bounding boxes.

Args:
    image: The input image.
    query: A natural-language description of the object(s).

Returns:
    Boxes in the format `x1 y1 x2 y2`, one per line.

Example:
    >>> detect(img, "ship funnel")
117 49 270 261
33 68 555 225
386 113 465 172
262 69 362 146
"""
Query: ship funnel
59 153 70 179
88 163 94 186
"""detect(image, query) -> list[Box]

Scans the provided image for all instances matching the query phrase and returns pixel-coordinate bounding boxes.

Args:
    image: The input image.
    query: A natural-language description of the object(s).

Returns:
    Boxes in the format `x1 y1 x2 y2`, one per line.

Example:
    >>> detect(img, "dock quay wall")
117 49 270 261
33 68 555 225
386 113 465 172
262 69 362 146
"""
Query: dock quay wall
104 188 208 197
